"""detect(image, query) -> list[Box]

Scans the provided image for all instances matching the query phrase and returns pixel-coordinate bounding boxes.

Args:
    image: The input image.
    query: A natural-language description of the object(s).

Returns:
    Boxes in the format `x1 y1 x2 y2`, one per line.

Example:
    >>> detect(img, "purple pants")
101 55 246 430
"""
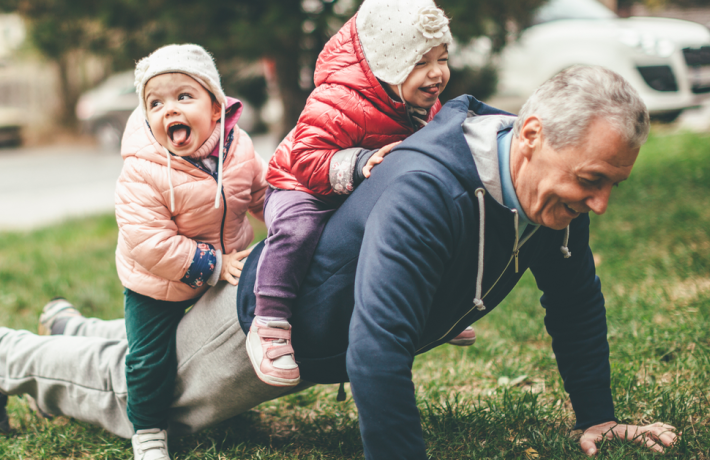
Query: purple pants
254 188 338 319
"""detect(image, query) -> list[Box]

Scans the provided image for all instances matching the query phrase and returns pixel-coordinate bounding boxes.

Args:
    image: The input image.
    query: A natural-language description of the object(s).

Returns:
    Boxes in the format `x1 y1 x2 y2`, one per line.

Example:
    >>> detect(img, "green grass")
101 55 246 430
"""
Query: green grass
1 131 709 459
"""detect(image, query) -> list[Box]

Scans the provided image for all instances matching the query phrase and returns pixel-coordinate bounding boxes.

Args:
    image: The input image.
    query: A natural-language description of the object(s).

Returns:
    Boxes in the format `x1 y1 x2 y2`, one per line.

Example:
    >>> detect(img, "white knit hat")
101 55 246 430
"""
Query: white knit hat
356 0 452 86
134 44 228 212
134 44 226 117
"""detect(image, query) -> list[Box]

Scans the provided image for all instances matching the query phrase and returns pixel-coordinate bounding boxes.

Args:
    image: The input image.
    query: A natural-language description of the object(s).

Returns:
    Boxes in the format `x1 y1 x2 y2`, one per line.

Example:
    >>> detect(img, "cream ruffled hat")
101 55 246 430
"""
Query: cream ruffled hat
356 0 452 87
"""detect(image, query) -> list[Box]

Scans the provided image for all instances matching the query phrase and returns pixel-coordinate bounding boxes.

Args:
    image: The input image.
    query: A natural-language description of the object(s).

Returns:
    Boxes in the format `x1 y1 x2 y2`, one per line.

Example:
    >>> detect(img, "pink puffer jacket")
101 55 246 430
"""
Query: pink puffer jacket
115 106 268 302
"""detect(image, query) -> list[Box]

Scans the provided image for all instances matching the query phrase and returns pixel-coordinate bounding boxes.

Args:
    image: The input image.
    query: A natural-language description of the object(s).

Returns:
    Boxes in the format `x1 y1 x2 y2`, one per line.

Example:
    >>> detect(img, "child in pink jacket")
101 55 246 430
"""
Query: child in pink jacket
114 44 267 460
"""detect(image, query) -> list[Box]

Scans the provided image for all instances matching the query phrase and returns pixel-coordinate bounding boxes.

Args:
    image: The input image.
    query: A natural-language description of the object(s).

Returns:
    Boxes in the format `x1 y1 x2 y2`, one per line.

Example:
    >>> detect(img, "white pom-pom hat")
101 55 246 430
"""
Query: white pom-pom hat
134 44 228 212
356 0 452 87
134 43 226 118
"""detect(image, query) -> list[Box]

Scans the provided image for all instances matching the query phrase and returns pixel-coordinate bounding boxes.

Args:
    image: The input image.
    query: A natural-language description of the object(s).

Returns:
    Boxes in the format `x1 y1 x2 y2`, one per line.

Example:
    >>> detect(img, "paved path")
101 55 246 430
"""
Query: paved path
0 134 277 231
0 145 123 230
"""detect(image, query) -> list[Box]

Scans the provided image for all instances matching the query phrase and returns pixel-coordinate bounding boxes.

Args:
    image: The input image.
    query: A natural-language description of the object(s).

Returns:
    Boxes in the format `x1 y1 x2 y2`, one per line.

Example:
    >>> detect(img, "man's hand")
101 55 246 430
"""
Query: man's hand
220 248 252 285
580 421 678 456
362 141 401 178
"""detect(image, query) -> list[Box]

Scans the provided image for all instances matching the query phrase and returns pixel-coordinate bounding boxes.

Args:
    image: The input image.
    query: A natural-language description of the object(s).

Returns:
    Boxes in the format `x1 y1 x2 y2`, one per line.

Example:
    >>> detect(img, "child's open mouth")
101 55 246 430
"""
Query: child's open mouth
168 123 191 146
419 84 440 96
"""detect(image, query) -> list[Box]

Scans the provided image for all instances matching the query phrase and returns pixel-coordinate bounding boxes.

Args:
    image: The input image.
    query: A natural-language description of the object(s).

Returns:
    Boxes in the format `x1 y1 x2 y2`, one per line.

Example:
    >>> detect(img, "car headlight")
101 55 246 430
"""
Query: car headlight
618 31 675 58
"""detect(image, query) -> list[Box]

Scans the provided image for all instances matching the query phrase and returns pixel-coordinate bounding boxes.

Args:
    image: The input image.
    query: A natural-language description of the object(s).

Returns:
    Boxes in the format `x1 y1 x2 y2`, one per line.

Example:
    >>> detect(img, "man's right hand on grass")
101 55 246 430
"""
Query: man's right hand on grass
580 421 679 456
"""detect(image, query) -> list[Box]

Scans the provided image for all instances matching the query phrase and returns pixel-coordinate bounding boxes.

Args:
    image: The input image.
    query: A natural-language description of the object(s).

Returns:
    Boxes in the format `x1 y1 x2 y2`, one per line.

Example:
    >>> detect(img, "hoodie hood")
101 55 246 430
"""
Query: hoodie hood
395 95 571 291
397 95 511 196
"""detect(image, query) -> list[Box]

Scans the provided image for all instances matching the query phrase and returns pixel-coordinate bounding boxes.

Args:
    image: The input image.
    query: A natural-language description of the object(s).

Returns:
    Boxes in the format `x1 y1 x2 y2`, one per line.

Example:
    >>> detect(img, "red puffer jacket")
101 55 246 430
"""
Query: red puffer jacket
266 16 441 196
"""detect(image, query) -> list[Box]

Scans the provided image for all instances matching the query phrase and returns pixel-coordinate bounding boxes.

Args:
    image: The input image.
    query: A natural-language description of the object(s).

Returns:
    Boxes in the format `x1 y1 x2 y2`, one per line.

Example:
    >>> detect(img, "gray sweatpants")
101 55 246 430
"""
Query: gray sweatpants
0 282 313 438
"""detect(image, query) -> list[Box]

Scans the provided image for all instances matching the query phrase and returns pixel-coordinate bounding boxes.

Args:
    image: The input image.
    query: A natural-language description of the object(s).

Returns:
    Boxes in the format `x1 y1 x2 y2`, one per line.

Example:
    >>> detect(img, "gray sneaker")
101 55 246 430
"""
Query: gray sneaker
0 392 9 433
132 428 171 460
30 297 80 419
38 297 82 336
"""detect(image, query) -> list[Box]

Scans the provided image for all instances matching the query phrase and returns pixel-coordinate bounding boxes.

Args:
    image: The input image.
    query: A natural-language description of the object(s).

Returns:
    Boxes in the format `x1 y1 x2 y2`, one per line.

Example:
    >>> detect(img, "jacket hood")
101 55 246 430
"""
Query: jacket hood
396 95 514 196
121 96 243 172
314 16 411 125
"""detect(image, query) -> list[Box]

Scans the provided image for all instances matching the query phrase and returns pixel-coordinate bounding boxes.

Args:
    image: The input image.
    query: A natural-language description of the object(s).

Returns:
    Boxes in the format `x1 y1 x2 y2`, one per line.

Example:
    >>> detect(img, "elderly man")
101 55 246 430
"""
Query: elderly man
0 66 676 459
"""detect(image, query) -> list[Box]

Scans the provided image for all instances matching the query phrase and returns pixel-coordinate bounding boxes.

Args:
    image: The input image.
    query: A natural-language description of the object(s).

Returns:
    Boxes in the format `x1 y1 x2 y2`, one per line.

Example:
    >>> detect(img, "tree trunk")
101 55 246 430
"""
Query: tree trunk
273 49 310 140
55 54 80 129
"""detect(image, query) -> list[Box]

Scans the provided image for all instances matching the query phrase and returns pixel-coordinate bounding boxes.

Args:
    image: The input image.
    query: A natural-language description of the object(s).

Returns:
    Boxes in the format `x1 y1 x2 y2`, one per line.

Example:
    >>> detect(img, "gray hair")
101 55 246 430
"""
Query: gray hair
512 65 650 150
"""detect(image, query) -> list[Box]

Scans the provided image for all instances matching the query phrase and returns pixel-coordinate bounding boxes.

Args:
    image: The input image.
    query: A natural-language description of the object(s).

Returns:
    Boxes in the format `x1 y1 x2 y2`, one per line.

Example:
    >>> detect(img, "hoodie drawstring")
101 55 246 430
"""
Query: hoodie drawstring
164 146 175 213
473 188 486 311
214 102 226 209
512 209 521 273
560 225 572 258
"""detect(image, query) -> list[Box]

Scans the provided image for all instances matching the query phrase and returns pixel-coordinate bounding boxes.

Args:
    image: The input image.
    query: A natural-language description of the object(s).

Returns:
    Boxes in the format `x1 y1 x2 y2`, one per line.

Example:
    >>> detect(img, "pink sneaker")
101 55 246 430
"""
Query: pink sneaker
246 321 300 387
448 326 477 347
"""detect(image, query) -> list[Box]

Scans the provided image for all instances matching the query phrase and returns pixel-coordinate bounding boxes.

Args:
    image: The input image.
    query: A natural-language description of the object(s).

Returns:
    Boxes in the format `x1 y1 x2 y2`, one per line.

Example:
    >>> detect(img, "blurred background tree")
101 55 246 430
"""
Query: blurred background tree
0 0 114 127
0 0 552 136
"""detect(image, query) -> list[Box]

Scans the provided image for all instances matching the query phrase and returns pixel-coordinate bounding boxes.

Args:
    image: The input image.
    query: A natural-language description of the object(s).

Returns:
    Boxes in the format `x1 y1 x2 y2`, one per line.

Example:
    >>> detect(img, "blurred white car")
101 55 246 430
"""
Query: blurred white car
76 71 258 150
76 71 139 150
482 0 710 121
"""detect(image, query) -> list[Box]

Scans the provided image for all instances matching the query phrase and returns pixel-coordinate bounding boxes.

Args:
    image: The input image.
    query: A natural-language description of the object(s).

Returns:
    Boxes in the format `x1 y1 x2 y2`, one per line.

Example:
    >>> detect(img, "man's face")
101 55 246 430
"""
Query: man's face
144 73 221 157
512 117 640 230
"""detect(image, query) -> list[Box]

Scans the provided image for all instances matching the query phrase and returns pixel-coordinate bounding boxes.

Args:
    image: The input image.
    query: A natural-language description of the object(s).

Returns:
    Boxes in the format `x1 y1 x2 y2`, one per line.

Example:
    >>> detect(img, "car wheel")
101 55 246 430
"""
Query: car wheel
95 121 122 151
0 126 22 148
651 110 683 124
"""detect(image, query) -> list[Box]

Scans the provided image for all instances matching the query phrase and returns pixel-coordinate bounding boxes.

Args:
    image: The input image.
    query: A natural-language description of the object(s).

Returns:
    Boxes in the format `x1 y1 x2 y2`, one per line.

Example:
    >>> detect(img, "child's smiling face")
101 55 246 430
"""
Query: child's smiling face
144 73 221 157
388 44 450 109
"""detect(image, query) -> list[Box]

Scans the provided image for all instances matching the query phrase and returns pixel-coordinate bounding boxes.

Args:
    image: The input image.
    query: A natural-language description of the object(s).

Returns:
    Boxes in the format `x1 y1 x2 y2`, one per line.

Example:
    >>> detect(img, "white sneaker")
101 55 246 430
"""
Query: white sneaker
132 428 170 460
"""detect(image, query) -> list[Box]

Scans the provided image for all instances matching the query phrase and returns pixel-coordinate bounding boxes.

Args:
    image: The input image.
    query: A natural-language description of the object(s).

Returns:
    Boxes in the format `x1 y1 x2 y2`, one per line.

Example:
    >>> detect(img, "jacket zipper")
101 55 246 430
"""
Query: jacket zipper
178 152 228 253
165 124 234 254
416 210 539 353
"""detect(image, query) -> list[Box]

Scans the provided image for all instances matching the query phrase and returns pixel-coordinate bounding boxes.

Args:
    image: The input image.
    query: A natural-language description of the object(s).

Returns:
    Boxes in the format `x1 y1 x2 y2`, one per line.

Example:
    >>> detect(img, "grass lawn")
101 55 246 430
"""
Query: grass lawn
1 130 709 459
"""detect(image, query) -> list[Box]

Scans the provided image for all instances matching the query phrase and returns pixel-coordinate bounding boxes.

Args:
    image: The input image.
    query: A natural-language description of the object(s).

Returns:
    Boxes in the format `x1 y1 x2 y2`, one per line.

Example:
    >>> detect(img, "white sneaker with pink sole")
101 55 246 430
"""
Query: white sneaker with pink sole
246 320 300 387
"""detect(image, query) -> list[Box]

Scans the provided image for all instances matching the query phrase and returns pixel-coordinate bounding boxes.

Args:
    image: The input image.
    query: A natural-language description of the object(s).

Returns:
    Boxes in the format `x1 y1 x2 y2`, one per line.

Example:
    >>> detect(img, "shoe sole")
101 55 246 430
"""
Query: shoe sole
245 331 300 387
38 298 81 336
448 337 477 346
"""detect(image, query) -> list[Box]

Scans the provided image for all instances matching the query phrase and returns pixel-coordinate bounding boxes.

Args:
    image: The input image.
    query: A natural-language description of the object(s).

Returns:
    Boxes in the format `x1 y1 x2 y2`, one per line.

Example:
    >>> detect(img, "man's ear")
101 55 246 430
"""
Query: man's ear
518 115 543 160
211 101 222 122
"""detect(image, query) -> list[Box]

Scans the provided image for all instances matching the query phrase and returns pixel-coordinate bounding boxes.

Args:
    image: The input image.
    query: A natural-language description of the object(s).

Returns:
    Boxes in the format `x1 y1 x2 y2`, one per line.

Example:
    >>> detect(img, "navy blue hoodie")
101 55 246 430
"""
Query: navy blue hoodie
238 95 614 459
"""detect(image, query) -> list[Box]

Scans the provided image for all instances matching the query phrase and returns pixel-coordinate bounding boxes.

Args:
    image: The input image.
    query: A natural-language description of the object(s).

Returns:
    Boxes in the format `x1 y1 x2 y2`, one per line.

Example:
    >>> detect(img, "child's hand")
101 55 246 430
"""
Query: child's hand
363 141 402 178
220 247 253 285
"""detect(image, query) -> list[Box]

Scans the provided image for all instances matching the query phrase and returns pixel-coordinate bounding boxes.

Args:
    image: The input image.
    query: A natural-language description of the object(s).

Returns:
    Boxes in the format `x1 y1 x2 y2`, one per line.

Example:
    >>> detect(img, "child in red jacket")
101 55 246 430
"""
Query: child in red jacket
248 0 474 387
